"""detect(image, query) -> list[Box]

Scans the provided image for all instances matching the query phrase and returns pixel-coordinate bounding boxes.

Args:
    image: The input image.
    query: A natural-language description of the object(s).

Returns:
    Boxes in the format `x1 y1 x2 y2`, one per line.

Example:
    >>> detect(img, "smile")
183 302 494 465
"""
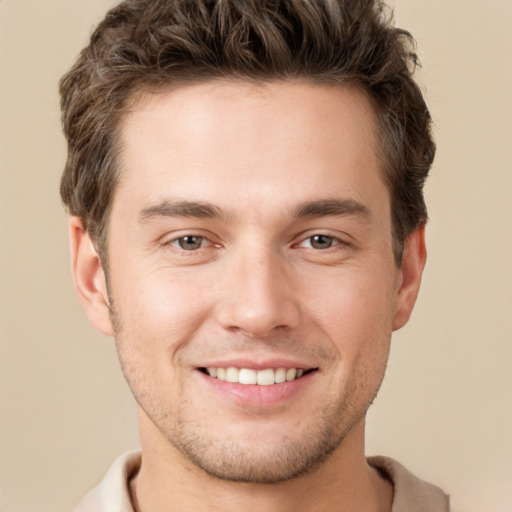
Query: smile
200 367 316 385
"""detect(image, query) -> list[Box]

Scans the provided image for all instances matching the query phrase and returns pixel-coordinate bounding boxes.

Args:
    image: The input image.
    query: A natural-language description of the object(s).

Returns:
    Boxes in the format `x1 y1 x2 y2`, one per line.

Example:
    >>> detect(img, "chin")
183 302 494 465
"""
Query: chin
162 405 361 484
176 437 341 484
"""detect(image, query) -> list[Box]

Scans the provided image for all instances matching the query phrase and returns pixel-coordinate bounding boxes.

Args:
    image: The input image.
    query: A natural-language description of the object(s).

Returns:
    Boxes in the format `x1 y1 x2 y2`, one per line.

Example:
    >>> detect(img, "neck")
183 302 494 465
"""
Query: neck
130 415 392 512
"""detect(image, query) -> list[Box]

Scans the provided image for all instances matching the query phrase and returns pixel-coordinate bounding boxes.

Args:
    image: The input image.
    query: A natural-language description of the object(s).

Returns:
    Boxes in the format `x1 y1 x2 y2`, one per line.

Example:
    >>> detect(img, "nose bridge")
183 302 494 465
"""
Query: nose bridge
215 241 300 336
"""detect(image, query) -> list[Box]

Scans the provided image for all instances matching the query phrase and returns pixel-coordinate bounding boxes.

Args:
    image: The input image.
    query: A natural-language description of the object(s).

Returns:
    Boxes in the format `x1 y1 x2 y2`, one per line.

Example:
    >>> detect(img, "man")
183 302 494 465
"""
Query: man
60 0 449 510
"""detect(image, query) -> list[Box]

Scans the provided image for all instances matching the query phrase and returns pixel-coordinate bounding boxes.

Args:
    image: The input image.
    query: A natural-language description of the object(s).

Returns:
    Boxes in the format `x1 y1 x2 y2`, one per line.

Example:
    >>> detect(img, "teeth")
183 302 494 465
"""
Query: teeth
239 368 257 385
275 367 286 384
205 367 308 385
286 368 297 381
257 369 274 386
225 367 239 383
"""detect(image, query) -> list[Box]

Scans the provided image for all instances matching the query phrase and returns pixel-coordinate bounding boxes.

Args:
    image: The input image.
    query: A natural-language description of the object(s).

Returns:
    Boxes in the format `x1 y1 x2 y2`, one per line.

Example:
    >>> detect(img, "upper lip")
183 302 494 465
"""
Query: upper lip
195 357 318 371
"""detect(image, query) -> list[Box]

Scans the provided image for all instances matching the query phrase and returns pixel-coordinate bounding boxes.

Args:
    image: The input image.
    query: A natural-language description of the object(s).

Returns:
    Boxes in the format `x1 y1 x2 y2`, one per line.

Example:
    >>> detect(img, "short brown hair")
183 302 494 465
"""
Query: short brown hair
60 0 435 264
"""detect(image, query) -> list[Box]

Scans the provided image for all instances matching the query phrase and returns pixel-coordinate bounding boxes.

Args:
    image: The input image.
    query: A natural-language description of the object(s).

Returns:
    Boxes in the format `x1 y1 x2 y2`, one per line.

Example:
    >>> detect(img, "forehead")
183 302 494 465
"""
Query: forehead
114 80 388 221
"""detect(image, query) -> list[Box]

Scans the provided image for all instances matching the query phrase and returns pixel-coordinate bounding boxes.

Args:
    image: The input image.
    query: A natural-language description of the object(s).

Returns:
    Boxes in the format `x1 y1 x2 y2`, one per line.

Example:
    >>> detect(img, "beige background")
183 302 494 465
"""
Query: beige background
0 0 510 511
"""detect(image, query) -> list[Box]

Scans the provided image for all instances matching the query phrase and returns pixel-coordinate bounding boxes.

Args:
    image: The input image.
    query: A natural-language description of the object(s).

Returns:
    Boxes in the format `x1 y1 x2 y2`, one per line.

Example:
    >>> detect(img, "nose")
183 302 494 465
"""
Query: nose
214 246 301 338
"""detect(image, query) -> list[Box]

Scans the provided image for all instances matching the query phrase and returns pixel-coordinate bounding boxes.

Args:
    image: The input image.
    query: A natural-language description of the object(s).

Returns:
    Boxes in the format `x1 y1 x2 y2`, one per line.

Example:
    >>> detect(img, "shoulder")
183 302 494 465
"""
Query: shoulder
368 456 450 512
73 450 141 512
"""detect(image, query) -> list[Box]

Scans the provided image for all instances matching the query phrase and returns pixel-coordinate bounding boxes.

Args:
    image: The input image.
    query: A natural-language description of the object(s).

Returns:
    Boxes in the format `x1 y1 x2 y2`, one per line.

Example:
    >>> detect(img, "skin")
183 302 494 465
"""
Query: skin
70 81 426 512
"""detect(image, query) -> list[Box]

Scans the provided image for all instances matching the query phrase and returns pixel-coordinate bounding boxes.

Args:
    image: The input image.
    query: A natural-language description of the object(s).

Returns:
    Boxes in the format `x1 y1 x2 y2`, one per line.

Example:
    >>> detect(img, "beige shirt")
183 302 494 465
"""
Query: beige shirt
73 451 450 512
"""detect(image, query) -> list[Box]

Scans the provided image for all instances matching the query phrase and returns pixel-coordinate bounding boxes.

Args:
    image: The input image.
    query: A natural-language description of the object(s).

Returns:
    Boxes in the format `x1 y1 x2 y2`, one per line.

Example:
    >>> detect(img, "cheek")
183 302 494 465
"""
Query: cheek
109 264 218 373
308 267 396 329
109 268 210 413
301 263 396 366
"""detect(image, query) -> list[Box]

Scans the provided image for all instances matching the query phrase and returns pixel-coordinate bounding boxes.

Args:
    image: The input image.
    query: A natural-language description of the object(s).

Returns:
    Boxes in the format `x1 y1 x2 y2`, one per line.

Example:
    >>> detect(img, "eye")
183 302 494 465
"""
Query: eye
301 234 340 250
170 235 210 251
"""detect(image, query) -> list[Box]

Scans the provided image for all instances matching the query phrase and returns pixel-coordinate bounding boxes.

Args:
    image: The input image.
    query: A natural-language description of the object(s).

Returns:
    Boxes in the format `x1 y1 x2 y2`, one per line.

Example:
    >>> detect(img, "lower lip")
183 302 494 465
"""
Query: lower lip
196 370 315 408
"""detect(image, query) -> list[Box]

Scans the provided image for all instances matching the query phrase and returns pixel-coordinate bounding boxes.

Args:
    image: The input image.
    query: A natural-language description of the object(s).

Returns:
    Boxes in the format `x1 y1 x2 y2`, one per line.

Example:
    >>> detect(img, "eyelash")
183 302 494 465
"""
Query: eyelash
167 235 217 251
295 234 348 250
165 233 349 253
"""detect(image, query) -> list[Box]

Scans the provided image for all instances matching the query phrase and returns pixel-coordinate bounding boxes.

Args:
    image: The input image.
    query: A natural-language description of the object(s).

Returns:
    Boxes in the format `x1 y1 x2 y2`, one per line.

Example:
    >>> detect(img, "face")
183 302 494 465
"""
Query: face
75 81 423 483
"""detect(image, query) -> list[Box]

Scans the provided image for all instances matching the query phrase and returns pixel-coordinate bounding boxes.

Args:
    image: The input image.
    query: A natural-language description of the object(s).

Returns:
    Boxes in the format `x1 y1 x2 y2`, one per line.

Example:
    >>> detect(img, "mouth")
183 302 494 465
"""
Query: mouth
198 366 318 385
196 362 320 407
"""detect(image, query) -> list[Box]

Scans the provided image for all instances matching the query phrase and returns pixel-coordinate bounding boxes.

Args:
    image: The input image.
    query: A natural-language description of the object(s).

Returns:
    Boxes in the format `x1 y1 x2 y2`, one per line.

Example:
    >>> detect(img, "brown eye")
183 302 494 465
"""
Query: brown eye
173 236 207 250
308 234 336 249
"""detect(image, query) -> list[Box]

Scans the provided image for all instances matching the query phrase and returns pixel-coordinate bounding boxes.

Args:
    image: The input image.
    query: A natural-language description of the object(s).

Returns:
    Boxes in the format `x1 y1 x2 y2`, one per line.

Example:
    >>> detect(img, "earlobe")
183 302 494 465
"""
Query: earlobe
69 217 114 336
392 225 427 331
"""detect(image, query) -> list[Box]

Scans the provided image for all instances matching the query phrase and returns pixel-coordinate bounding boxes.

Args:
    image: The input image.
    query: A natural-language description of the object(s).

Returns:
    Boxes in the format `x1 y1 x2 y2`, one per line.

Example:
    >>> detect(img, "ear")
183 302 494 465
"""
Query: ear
69 217 114 336
392 225 427 331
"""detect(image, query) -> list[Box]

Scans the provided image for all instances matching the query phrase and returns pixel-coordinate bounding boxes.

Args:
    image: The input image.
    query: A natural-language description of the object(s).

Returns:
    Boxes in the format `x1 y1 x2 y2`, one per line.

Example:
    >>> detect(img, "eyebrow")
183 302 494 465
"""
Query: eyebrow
138 198 370 224
293 198 370 220
138 200 227 223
